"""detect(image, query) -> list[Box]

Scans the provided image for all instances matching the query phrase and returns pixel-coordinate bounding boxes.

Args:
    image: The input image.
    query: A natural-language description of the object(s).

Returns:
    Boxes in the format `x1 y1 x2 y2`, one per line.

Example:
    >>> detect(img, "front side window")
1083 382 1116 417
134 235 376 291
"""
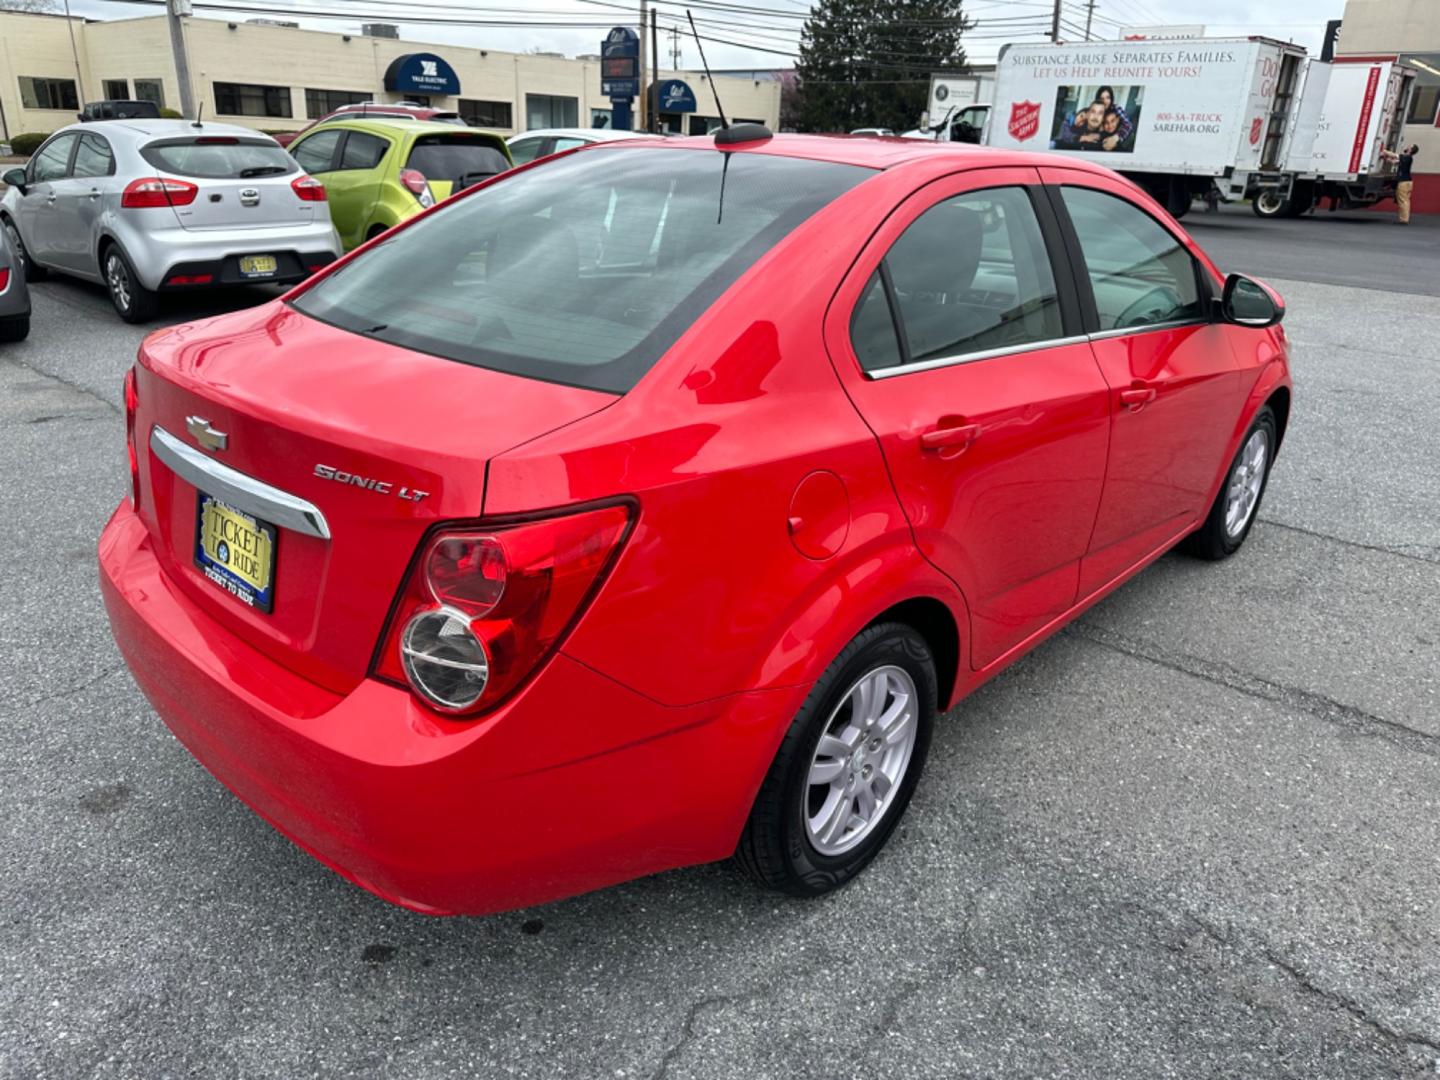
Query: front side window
291 130 343 174
293 148 869 392
1060 186 1203 331
339 131 389 170
214 81 293 118
460 99 513 128
525 94 578 129
19 76 78 111
72 134 115 179
28 134 76 183
852 186 1064 372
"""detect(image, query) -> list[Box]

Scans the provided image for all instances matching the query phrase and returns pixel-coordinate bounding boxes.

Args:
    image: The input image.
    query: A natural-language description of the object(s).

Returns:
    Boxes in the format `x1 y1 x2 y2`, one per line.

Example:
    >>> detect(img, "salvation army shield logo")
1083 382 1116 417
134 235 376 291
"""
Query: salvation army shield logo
1009 101 1041 142
1249 117 1263 146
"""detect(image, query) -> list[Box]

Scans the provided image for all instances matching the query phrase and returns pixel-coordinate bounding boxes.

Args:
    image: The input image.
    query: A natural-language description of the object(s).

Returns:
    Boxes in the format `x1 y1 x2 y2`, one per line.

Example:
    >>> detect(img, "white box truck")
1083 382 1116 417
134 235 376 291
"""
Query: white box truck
978 38 1308 217
1254 59 1416 217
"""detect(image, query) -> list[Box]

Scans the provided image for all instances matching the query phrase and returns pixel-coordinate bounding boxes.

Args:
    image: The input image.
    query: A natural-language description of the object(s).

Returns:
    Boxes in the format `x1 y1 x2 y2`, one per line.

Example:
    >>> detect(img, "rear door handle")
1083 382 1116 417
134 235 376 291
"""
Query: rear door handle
921 422 981 452
88 188 102 200
1119 385 1158 409
44 194 57 204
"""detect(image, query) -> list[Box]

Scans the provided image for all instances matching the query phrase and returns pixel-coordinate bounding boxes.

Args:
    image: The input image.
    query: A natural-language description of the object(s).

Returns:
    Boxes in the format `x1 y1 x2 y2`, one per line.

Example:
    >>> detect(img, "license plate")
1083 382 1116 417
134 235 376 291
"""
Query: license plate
238 254 278 278
194 493 277 613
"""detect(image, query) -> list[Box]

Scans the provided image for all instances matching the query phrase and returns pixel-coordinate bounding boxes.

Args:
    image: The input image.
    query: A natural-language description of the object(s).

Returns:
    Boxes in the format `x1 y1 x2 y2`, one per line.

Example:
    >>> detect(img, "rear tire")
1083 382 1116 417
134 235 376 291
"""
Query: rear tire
4 216 46 282
1252 191 1289 218
1181 406 1277 561
103 245 158 324
735 622 936 897
0 316 29 342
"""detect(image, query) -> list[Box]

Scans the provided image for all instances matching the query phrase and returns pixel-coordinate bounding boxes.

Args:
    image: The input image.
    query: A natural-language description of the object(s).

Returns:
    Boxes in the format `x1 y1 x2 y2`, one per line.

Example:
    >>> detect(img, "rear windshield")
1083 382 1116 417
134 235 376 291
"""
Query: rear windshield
140 138 296 179
405 135 511 183
292 147 869 392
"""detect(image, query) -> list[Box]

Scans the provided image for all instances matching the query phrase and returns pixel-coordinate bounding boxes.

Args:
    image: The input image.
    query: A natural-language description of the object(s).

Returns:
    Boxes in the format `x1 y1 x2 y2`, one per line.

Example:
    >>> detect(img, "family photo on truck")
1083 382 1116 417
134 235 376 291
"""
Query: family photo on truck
1050 84 1144 153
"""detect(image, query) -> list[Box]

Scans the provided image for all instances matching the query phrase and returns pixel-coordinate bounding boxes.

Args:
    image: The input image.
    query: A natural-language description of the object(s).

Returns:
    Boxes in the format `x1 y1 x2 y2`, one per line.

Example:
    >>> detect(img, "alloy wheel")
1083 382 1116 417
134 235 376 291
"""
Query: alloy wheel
4 220 27 269
1224 428 1269 538
106 253 131 313
803 664 919 857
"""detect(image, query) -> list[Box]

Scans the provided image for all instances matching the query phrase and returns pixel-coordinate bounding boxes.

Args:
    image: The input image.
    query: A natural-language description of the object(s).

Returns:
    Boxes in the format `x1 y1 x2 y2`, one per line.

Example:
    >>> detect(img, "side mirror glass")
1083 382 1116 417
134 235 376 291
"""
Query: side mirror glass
2 167 27 194
1222 272 1284 328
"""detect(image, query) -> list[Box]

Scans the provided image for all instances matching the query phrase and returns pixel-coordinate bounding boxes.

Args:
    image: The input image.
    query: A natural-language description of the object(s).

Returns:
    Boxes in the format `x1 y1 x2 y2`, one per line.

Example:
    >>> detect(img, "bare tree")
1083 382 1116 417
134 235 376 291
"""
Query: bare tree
0 0 62 12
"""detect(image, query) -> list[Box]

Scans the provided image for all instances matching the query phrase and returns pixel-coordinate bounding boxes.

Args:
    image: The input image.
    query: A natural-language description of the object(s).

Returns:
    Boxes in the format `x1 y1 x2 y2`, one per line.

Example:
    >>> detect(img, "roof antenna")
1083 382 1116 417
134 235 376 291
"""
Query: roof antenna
687 11 773 147
191 102 204 129
686 11 728 130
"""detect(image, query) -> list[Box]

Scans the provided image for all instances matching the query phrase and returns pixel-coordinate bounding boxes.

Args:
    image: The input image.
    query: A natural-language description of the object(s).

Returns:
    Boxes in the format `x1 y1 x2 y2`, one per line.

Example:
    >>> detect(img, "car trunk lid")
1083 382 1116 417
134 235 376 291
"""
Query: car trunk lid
133 301 617 693
404 131 511 200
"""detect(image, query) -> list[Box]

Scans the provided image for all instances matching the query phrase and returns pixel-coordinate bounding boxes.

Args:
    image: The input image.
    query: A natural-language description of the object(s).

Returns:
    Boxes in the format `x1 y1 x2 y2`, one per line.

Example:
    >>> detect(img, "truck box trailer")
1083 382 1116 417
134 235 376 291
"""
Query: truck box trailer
981 37 1308 217
1254 59 1416 217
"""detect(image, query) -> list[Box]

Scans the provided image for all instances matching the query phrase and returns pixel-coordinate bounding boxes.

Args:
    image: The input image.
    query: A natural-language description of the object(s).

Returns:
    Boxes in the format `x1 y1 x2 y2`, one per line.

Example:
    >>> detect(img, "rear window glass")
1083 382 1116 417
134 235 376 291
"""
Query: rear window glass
292 147 870 393
140 138 296 179
405 135 510 183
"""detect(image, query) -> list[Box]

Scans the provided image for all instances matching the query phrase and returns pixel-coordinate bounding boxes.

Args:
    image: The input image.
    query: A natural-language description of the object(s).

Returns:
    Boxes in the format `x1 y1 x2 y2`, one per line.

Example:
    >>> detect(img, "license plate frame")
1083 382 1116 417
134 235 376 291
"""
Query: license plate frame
238 254 278 278
193 492 277 613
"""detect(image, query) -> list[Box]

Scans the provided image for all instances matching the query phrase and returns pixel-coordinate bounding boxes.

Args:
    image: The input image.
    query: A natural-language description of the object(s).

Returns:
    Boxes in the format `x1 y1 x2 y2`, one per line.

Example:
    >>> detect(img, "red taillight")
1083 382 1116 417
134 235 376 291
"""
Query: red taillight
193 136 238 145
121 177 198 208
399 168 428 196
0 267 9 293
291 174 327 201
165 273 213 285
374 504 633 716
123 367 139 507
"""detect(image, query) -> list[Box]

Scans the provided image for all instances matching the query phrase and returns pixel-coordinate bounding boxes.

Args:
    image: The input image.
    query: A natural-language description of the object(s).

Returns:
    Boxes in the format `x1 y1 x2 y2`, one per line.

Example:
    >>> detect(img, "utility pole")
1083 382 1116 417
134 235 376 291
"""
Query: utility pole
669 27 681 70
650 8 659 133
61 0 87 104
166 0 197 119
1049 0 1061 41
1084 0 1096 41
638 0 648 133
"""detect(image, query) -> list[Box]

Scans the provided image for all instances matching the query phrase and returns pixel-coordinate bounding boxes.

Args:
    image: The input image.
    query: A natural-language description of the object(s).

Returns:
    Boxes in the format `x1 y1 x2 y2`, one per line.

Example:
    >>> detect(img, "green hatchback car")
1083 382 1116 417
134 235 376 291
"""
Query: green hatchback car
289 118 512 250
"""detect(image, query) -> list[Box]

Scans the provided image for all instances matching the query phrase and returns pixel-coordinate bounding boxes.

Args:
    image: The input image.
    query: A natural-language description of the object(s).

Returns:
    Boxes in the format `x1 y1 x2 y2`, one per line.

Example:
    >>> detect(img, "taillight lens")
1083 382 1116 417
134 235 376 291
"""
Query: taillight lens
121 177 198 208
399 168 435 208
123 366 139 507
375 504 633 716
0 267 9 293
291 174 327 201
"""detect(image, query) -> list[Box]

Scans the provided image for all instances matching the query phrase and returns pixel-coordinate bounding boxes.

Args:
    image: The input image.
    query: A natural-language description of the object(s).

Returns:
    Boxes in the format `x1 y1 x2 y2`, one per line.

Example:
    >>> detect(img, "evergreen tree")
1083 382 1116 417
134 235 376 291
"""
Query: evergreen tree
795 0 971 133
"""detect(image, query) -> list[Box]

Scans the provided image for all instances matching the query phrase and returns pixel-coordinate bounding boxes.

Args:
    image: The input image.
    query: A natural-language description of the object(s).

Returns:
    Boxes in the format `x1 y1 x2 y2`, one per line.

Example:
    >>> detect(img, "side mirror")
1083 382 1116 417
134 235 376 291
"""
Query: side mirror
1221 272 1284 328
2 167 27 195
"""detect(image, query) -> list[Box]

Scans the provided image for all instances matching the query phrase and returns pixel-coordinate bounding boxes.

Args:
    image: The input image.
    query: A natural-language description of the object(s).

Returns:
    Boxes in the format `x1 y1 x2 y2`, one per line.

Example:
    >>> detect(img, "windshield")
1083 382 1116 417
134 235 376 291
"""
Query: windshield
292 147 870 392
405 136 511 183
140 138 296 179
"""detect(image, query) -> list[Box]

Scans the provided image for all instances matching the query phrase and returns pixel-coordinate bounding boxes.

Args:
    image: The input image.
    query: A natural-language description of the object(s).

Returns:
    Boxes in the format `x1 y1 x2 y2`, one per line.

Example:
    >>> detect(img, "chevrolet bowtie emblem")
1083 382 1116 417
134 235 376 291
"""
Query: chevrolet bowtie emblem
186 415 228 452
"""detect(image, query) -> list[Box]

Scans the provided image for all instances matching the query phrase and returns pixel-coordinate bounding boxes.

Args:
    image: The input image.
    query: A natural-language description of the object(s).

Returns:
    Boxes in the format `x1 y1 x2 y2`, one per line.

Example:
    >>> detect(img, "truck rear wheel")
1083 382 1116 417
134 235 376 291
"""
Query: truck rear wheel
1252 190 1289 218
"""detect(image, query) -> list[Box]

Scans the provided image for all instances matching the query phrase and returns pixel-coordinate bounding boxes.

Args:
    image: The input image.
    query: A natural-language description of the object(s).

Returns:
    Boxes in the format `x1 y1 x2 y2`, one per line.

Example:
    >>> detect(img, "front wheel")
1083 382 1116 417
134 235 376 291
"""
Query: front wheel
735 622 936 897
1182 406 1277 560
1252 191 1289 218
103 245 158 324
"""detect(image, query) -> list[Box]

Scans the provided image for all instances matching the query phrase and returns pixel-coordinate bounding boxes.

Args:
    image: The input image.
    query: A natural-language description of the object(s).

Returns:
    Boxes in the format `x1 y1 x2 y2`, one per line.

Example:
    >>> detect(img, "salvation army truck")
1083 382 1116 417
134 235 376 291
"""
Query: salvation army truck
981 38 1308 217
1254 59 1416 217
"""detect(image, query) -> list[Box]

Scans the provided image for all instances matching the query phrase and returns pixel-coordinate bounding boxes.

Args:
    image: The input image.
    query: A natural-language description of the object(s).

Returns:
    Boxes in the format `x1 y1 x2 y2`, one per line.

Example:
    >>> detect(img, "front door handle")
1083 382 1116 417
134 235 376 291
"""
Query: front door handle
88 188 102 200
44 194 57 204
1119 384 1158 410
921 422 981 452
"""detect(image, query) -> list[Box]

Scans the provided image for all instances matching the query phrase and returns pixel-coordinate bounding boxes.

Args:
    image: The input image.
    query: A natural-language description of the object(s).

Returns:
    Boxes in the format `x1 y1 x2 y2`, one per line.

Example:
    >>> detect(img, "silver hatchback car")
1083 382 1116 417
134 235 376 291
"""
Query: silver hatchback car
1 119 341 323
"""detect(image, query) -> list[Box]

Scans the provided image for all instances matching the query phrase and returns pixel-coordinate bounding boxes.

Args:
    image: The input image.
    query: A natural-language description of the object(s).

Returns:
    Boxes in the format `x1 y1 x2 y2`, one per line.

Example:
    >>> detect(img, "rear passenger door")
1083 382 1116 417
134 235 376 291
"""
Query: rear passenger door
825 168 1112 671
1042 171 1246 597
327 131 390 249
53 132 115 274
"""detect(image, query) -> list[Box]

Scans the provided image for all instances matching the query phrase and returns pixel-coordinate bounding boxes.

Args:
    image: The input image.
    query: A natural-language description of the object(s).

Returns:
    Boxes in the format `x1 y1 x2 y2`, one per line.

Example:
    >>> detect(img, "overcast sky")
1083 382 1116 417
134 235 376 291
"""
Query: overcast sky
58 0 1350 70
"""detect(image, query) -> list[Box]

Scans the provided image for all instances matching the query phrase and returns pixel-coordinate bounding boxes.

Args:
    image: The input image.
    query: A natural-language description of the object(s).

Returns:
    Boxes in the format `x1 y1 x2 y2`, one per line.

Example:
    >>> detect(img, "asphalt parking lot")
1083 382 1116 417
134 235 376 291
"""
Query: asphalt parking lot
1 203 1437 1078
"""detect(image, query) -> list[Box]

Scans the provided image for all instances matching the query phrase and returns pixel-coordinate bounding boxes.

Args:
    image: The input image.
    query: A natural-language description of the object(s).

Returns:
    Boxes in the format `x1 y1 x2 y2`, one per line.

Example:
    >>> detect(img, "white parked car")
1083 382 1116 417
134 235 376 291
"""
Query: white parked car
0 119 341 323
506 127 663 165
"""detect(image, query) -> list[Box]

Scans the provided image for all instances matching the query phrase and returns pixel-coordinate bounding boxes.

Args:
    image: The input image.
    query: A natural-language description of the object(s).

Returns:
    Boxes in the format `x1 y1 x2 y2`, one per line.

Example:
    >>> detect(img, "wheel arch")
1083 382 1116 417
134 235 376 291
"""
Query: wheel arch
1266 384 1291 450
867 596 961 713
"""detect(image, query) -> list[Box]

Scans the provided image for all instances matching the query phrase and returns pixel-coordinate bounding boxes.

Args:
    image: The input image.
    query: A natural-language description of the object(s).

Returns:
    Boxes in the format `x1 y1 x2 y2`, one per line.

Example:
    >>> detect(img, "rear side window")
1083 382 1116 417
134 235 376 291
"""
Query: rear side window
339 131 389 170
405 135 510 184
854 186 1064 371
72 133 115 178
293 148 870 392
507 136 546 164
1060 186 1203 331
140 138 296 179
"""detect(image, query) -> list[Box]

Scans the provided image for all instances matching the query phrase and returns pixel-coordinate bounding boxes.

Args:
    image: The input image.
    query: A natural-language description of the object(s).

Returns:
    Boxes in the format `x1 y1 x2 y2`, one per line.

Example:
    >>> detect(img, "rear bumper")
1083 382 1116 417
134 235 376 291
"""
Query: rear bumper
98 502 782 915
114 219 343 291
158 250 337 290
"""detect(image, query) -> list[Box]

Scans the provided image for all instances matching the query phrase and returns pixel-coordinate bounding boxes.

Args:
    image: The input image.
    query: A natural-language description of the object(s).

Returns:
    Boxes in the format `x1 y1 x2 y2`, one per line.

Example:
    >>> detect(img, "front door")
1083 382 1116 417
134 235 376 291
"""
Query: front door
16 133 77 267
1042 171 1247 597
825 169 1111 670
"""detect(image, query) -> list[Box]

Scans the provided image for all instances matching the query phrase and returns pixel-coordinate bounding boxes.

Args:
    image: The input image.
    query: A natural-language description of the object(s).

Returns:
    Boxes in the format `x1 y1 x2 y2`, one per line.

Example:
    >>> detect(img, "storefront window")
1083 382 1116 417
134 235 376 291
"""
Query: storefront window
305 88 371 118
214 81 293 118
459 99 513 128
590 108 612 129
19 76 79 111
134 79 166 107
525 94 578 130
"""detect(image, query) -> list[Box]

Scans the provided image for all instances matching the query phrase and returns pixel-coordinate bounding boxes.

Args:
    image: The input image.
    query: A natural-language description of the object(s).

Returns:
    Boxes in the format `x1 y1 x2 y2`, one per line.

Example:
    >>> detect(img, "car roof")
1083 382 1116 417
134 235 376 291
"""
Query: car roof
586 131 1119 178
509 128 663 143
56 118 271 143
313 117 504 138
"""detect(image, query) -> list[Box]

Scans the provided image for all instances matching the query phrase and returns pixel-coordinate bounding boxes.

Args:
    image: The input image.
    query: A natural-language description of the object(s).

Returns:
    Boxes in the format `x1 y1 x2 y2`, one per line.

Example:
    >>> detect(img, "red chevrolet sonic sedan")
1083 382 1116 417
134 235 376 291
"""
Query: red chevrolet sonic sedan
99 131 1291 915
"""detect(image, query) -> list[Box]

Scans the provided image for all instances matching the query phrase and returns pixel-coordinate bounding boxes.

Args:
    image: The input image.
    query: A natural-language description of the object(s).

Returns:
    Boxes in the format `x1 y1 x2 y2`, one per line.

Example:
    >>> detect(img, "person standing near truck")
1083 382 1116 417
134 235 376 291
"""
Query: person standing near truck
1381 144 1419 223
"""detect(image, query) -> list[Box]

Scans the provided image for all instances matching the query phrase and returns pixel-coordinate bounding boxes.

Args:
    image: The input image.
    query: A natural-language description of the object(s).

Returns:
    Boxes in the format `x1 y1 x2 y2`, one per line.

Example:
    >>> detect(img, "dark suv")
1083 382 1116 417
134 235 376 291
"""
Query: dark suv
78 100 162 122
